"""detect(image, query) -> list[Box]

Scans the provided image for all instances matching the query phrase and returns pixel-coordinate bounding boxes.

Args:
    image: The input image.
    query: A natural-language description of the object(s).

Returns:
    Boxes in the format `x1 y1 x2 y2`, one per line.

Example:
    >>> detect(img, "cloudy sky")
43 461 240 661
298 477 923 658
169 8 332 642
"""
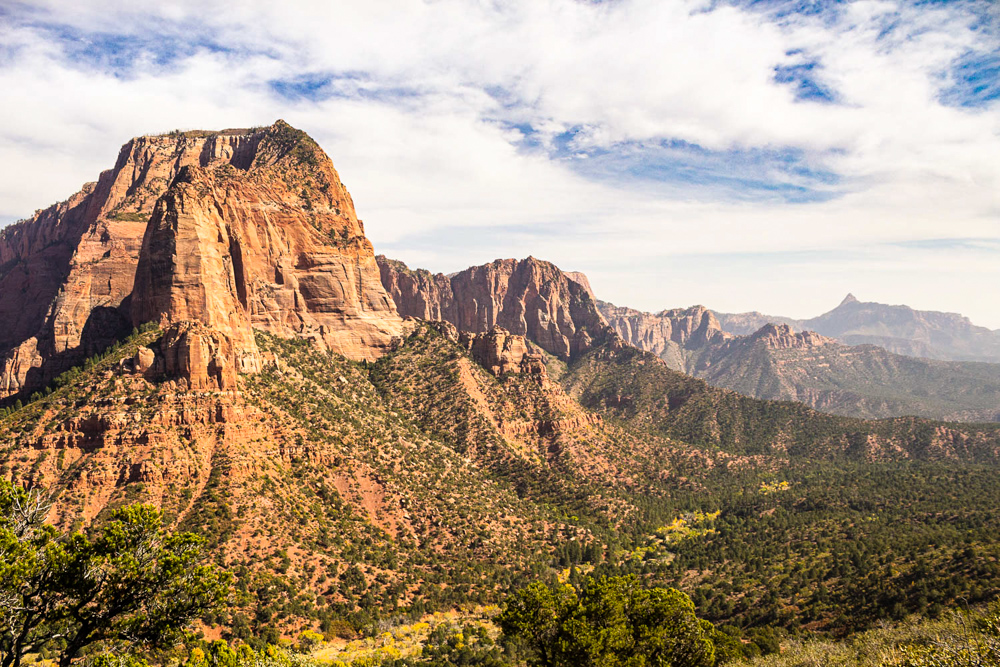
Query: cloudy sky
2 0 999 326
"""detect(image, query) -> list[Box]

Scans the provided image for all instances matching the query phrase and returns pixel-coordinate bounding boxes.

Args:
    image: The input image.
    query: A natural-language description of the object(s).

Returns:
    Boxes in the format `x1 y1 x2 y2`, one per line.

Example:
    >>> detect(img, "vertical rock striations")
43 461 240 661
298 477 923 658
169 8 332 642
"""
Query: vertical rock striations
598 302 731 371
378 256 607 361
0 128 287 398
132 122 403 384
2 121 403 398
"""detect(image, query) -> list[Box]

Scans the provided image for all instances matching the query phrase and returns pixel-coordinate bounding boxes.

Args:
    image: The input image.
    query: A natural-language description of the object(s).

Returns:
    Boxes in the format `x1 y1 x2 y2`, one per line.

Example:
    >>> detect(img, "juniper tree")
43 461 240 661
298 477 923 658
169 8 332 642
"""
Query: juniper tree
0 480 230 667
498 574 716 667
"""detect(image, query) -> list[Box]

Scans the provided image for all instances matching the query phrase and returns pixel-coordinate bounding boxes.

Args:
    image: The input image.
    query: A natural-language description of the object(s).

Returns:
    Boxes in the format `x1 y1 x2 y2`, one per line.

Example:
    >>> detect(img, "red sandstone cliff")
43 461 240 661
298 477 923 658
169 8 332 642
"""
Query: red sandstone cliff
1 121 402 398
378 256 608 360
598 302 731 370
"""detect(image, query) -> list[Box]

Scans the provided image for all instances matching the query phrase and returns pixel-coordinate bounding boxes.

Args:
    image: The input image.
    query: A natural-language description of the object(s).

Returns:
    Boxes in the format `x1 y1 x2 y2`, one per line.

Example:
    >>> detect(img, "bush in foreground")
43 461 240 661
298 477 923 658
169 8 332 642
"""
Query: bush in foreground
498 574 720 667
0 479 231 667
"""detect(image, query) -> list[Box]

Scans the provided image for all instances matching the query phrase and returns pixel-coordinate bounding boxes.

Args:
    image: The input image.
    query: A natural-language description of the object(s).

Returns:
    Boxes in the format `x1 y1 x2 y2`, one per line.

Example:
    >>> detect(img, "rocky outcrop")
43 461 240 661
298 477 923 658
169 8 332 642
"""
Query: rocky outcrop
0 128 281 399
461 328 532 377
130 164 262 388
745 323 834 350
156 323 242 391
379 256 607 361
0 338 42 397
131 122 402 375
428 321 545 377
564 271 596 300
2 121 403 399
599 302 731 370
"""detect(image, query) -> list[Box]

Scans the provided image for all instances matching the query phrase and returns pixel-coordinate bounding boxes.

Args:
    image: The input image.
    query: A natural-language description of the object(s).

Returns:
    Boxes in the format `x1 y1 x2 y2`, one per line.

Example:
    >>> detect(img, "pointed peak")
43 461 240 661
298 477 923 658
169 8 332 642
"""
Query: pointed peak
839 293 859 307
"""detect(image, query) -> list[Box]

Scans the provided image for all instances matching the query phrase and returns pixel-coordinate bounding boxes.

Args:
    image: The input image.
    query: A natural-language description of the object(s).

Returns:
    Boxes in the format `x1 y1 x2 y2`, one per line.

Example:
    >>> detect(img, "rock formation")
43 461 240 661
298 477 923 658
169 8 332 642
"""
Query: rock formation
564 271 596 300
715 294 1000 364
378 256 607 361
801 295 1000 363
427 321 545 377
713 310 802 336
598 302 731 370
1 121 403 398
744 323 834 350
601 299 1000 422
0 128 278 398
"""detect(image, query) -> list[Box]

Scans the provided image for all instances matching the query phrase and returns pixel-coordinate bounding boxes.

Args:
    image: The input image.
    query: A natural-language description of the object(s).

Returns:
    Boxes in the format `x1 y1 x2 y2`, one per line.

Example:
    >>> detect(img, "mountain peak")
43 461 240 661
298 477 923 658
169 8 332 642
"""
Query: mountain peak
564 271 595 299
378 255 608 361
0 121 403 399
130 123 403 373
840 293 859 307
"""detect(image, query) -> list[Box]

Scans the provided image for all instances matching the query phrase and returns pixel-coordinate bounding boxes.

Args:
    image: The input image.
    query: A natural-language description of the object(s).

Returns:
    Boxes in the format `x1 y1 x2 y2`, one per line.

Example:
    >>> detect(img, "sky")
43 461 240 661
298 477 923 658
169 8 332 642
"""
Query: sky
1 0 999 327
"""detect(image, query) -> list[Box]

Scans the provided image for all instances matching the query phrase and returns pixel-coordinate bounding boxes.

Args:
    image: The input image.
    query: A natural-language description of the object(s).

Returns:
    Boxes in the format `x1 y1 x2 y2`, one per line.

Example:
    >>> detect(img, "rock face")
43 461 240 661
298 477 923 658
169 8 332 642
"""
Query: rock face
563 271 596 300
427 321 544 377
0 129 279 398
378 256 607 361
601 299 1000 422
1 121 403 398
157 323 242 391
745 323 834 350
130 165 263 386
132 122 402 372
598 302 731 370
460 328 533 377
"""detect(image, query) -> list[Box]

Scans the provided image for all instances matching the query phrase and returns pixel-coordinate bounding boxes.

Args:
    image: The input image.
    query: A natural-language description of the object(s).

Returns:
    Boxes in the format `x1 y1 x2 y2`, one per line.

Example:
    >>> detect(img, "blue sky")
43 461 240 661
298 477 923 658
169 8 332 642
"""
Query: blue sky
1 0 999 326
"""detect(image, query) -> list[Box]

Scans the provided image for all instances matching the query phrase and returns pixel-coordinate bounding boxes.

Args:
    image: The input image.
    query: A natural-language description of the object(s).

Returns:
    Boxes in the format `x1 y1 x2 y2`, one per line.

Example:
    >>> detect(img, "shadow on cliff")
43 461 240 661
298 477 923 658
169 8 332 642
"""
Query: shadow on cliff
2 304 133 407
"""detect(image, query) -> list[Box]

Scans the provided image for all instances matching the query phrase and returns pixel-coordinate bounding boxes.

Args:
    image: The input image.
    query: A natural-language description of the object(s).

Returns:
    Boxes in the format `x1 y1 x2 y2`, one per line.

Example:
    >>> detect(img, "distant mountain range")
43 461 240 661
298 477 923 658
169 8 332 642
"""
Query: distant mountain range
715 294 1000 364
600 303 1000 422
378 257 1000 423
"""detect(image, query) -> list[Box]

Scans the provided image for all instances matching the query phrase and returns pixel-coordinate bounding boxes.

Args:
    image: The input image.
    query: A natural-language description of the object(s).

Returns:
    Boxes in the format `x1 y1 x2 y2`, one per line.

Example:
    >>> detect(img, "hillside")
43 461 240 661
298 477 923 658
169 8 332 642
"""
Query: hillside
5 320 1000 641
600 303 1000 422
383 258 1000 422
0 325 597 636
558 337 1000 462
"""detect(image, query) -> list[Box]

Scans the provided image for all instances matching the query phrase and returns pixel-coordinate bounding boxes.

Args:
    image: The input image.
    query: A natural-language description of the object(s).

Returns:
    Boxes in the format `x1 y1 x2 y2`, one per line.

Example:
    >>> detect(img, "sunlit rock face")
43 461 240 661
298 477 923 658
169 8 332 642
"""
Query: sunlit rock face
1 121 404 398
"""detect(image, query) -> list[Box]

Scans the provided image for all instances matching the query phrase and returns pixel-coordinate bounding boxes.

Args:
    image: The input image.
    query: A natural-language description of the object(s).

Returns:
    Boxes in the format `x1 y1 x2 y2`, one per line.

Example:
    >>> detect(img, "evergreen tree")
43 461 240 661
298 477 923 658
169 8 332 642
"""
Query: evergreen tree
498 574 715 667
0 480 231 667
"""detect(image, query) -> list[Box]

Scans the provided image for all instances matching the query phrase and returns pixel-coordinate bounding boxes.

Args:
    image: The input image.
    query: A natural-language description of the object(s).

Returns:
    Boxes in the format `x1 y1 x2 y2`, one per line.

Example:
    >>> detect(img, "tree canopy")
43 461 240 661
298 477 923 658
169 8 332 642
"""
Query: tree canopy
498 574 716 667
0 479 231 667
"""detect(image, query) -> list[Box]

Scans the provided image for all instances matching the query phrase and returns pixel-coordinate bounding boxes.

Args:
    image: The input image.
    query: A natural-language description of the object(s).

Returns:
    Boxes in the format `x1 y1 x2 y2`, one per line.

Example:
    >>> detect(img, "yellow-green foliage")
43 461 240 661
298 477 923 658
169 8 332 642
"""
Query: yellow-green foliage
313 608 499 665
759 480 790 494
184 643 319 667
733 603 1000 667
296 630 325 653
628 511 720 562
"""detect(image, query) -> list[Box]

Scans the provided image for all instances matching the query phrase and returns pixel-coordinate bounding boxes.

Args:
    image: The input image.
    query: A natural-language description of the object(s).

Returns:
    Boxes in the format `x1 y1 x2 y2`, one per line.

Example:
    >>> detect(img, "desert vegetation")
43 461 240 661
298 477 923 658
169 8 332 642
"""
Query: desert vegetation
2 327 1000 665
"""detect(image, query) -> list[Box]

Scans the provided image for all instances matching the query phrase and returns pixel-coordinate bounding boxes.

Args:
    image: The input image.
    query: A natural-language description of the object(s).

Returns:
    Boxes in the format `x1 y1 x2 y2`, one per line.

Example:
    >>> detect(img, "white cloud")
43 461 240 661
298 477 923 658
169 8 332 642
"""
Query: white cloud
1 0 999 327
